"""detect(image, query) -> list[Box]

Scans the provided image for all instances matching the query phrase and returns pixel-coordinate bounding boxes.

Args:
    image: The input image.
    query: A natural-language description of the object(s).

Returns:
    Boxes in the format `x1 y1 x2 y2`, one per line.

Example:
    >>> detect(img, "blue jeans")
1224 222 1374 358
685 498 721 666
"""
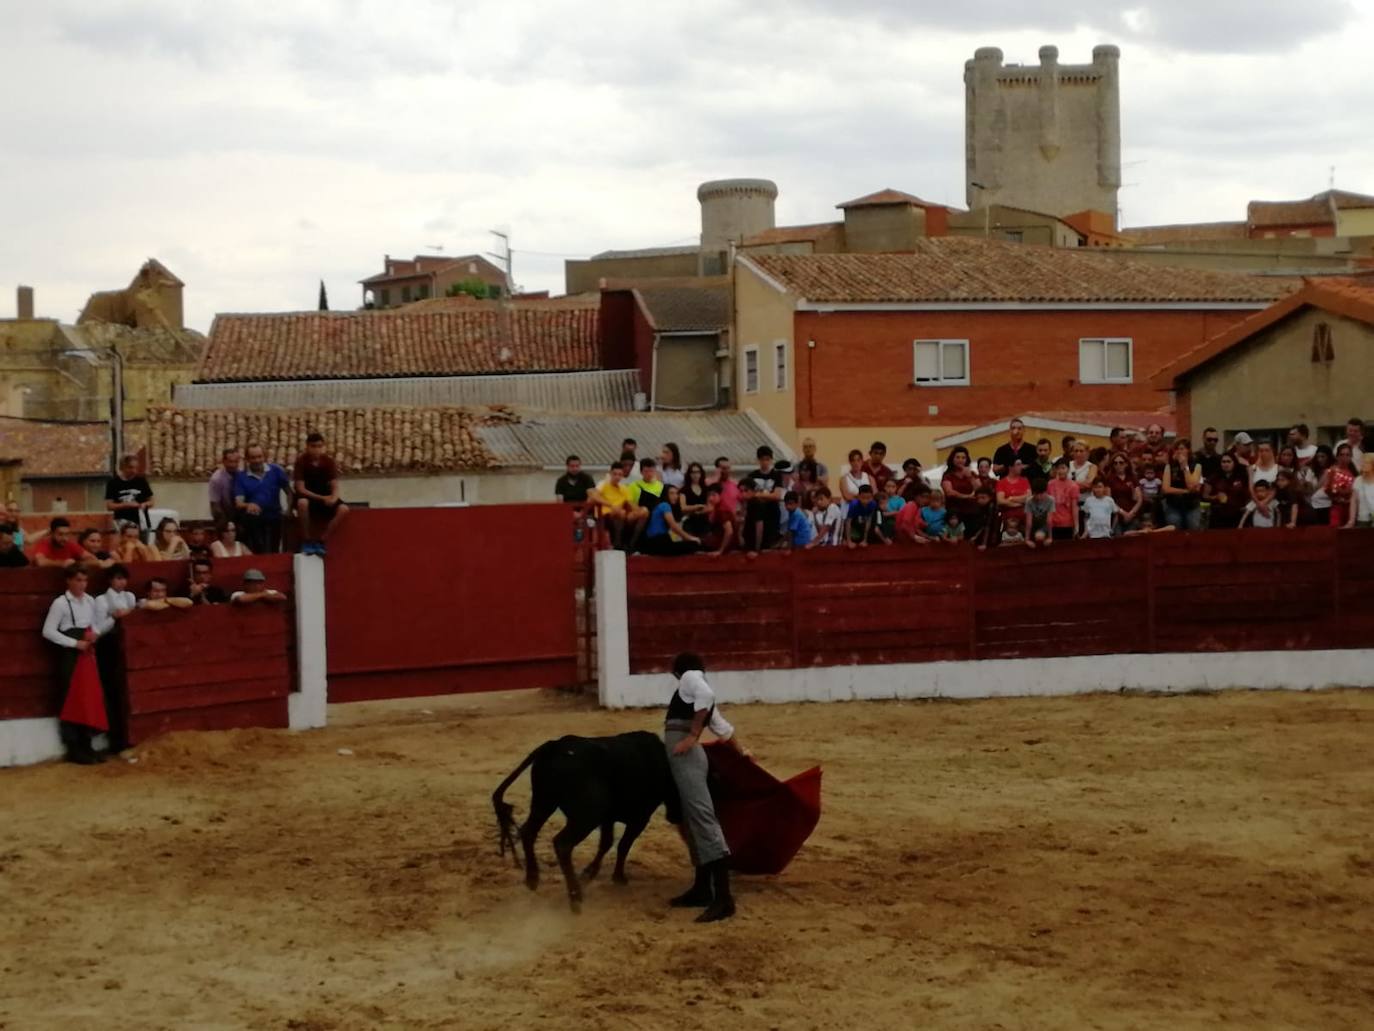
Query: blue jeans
1163 501 1202 531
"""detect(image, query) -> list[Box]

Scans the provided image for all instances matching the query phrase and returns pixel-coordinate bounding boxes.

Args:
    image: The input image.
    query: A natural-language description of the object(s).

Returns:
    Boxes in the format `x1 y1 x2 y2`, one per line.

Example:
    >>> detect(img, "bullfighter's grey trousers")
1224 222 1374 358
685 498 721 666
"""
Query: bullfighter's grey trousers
664 723 731 866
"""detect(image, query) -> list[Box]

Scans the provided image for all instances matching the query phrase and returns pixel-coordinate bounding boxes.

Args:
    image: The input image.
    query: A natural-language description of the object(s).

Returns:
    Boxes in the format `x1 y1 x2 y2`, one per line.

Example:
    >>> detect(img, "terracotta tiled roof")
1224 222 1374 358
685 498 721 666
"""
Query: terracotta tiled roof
1152 276 1374 387
743 239 1296 305
0 418 112 478
197 304 601 383
741 222 844 246
1119 222 1249 245
837 189 945 209
1245 190 1374 229
635 286 730 333
145 406 516 477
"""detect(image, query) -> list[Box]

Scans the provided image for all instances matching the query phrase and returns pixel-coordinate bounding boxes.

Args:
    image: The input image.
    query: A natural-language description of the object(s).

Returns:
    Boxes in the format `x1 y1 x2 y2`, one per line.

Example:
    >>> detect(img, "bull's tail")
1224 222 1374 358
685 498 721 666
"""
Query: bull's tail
491 742 552 859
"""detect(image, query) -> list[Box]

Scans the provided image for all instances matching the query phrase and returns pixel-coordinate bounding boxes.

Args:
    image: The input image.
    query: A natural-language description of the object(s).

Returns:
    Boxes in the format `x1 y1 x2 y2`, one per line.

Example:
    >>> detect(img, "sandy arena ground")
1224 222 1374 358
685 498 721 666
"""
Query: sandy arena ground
2 687 1373 1030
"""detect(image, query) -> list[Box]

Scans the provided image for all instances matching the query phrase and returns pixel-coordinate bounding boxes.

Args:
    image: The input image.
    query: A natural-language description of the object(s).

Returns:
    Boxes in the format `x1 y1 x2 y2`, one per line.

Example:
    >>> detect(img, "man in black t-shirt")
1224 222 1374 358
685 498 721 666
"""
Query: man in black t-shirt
0 523 28 567
104 455 154 531
740 445 786 553
554 455 596 503
991 419 1038 477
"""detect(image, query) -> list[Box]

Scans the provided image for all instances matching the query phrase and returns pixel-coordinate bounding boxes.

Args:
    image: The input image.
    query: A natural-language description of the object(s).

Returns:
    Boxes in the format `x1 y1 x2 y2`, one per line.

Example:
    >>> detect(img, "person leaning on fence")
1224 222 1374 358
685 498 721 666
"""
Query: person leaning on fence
140 578 192 611
844 483 887 548
33 518 89 568
701 485 737 556
587 462 644 550
639 484 702 556
42 566 109 765
1348 454 1374 528
234 444 292 554
188 558 228 605
231 568 287 604
0 522 29 568
806 486 843 548
115 521 157 564
294 432 349 556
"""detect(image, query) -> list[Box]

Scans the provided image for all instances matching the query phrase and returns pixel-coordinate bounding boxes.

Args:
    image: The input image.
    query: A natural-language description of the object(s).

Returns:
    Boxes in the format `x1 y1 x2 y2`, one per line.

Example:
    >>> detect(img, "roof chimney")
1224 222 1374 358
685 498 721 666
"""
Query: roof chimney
16 285 34 320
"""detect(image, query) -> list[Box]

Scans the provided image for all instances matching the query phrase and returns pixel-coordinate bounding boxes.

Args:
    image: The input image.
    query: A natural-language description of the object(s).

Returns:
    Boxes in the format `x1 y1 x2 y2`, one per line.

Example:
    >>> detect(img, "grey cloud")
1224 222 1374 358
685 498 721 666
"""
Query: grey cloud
780 0 1356 53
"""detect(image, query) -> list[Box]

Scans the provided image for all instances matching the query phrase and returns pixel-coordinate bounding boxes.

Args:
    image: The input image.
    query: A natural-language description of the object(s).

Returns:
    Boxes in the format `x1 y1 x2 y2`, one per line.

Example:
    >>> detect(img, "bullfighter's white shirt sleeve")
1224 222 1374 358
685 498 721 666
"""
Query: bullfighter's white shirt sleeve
708 707 734 741
42 596 77 648
678 669 715 711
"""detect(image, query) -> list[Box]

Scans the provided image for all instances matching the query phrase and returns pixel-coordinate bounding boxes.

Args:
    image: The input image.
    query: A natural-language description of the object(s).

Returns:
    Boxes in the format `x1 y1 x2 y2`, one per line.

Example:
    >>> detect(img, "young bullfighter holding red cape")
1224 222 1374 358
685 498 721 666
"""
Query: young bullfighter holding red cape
665 652 749 923
41 567 108 764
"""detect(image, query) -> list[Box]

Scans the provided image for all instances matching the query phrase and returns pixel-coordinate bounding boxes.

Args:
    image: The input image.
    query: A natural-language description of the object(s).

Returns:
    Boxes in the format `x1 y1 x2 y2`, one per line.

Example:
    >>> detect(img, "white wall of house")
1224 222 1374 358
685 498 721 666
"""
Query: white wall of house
154 469 559 520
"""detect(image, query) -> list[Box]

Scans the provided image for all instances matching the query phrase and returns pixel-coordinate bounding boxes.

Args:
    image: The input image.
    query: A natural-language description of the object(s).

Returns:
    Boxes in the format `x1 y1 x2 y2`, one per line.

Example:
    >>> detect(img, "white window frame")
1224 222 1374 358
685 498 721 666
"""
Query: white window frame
743 345 760 394
912 339 970 387
773 340 788 391
1078 337 1133 384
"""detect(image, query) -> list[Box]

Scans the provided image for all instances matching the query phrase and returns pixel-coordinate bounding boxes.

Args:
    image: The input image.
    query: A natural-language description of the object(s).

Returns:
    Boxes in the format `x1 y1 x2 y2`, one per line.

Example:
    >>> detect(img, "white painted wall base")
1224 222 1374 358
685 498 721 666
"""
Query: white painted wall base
289 554 328 731
0 718 64 767
595 550 1374 708
601 649 1374 709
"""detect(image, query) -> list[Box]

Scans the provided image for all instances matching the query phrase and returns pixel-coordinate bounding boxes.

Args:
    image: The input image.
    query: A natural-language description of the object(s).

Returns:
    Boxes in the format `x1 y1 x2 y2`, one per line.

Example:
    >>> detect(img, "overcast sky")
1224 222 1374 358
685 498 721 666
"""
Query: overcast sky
2 0 1370 331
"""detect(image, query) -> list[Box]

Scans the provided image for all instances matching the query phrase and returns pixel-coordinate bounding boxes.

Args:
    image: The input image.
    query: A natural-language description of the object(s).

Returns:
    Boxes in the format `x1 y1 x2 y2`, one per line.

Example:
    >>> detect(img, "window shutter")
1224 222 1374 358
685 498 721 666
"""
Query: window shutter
942 341 966 380
1105 340 1131 380
914 341 940 382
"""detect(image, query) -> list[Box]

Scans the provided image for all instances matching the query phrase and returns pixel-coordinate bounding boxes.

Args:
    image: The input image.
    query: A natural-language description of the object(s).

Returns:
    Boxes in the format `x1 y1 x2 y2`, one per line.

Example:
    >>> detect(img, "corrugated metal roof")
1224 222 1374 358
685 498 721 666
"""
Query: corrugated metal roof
174 370 642 411
476 411 788 470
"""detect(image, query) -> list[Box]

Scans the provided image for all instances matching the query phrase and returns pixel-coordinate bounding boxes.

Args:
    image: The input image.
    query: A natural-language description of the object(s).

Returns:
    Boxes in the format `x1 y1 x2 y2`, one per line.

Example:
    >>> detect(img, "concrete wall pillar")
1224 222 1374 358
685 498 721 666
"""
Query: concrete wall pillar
595 549 630 707
289 553 328 730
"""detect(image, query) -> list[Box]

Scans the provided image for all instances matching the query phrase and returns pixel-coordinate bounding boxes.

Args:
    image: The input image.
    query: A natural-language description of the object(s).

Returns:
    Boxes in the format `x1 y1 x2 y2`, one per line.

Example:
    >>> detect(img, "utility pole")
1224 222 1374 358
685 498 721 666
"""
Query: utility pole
487 229 513 296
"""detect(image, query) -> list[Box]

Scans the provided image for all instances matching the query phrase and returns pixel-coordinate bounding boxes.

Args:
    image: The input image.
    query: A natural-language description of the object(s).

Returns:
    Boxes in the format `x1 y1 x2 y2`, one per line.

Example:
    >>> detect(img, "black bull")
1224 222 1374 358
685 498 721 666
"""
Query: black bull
492 731 682 911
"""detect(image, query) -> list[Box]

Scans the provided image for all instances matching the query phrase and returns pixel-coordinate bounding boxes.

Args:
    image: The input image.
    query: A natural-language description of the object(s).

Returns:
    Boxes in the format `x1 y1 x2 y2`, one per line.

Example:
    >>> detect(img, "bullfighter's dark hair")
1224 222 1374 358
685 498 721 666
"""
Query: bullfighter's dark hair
672 652 706 678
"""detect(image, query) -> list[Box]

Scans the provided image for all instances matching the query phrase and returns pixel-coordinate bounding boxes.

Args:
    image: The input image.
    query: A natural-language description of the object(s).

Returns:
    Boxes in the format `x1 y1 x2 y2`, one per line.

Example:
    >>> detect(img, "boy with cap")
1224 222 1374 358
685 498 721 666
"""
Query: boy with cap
231 568 287 604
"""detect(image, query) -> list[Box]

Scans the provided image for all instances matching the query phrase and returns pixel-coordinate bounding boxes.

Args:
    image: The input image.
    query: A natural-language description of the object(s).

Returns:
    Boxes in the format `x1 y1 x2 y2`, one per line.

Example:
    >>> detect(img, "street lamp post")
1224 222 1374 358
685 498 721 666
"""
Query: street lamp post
60 346 125 473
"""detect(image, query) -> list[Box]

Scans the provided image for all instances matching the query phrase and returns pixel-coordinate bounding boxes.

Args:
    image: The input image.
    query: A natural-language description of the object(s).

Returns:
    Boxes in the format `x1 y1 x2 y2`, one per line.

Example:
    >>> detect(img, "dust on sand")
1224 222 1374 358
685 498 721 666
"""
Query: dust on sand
2 688 1373 1031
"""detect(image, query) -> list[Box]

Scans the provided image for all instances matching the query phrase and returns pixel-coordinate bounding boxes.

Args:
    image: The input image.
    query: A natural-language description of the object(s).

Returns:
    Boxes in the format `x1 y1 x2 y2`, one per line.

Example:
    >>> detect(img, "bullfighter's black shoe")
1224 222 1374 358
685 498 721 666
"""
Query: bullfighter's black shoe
695 859 735 923
669 865 713 907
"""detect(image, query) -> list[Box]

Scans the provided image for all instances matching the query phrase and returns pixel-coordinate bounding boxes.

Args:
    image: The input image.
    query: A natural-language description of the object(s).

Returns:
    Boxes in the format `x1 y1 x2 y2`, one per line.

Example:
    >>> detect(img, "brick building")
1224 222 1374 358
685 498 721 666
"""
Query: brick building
732 238 1294 470
359 254 509 309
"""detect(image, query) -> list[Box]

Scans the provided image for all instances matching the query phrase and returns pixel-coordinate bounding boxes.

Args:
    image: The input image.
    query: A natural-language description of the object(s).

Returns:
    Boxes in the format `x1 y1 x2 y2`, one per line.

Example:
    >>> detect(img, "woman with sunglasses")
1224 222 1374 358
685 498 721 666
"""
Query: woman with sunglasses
1102 452 1142 532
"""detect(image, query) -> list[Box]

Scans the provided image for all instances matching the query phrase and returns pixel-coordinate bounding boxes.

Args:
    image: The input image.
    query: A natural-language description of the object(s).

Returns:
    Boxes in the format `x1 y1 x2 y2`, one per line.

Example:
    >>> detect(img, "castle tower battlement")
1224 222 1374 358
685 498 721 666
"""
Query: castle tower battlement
965 44 1121 226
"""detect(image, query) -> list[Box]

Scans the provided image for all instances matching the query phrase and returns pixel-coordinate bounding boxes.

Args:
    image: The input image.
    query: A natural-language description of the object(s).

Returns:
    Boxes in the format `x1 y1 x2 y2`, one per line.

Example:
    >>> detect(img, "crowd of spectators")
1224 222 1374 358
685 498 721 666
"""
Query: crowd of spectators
554 420 1374 558
0 431 349 574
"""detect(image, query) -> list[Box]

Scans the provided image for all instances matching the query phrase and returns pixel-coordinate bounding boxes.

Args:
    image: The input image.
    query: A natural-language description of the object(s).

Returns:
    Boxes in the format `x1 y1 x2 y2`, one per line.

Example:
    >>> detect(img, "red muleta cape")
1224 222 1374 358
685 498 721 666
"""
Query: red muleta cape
703 741 821 875
59 629 108 731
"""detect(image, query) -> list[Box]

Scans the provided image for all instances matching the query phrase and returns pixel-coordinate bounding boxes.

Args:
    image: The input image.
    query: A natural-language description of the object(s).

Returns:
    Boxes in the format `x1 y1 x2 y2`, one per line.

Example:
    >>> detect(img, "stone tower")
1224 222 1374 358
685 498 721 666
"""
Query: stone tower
965 45 1121 226
697 178 777 274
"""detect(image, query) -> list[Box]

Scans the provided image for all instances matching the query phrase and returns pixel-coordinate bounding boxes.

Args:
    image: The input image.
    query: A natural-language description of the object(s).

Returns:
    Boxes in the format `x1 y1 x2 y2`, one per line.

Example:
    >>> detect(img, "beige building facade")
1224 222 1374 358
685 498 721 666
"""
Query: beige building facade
1154 279 1374 443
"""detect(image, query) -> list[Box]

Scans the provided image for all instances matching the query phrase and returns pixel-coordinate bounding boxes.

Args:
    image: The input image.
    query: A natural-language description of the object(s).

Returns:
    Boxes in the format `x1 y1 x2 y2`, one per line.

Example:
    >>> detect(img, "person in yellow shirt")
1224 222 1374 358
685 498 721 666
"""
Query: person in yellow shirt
587 463 646 550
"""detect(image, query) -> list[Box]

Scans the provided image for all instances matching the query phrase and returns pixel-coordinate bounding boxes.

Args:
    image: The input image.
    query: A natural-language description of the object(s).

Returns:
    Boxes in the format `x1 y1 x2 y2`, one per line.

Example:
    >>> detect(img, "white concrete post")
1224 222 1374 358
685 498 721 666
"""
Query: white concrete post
595 549 631 708
0 718 63 767
289 554 328 730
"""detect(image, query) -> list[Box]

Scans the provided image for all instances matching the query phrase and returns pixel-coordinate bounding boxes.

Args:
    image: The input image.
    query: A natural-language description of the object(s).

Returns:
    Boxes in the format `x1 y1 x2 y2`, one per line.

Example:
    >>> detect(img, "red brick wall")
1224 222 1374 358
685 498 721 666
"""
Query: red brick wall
793 307 1252 427
597 290 649 381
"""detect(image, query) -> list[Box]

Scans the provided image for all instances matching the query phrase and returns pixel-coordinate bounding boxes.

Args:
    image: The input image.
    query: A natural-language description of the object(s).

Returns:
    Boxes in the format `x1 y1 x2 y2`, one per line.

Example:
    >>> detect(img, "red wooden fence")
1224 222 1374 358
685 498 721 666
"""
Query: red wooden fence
626 528 1374 674
323 506 578 702
0 554 294 735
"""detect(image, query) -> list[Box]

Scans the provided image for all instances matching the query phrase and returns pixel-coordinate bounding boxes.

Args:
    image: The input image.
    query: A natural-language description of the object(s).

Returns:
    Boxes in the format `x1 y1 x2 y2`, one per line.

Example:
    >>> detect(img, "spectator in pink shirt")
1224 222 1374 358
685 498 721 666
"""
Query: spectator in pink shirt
711 456 741 516
1046 459 1081 541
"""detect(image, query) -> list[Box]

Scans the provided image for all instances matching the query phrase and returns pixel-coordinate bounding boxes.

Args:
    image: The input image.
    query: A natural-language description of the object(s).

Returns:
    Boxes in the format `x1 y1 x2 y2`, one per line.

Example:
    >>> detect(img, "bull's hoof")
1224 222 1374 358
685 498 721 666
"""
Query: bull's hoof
612 871 629 886
525 876 539 891
579 864 601 883
568 895 583 914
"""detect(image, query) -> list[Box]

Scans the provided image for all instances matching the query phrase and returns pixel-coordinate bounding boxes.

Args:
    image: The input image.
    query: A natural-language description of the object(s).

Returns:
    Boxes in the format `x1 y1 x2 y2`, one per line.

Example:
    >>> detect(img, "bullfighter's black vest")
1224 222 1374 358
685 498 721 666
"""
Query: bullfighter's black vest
667 689 709 722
